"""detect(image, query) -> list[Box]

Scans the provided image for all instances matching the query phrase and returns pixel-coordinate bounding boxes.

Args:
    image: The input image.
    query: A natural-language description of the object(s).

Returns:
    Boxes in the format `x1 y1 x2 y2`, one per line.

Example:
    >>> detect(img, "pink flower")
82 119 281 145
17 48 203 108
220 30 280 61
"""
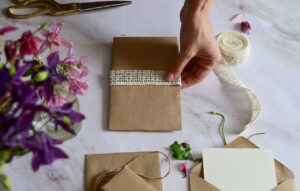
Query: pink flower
69 78 89 95
0 26 17 35
240 21 251 34
63 50 90 96
40 22 73 53
230 13 244 22
181 161 188 178
18 31 42 58
47 95 70 108
5 40 17 61
67 66 89 95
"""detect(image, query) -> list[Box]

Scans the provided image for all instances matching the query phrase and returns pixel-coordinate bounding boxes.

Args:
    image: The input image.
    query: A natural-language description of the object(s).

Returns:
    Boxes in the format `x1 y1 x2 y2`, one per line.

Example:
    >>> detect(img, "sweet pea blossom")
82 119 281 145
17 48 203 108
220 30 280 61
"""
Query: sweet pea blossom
40 22 73 53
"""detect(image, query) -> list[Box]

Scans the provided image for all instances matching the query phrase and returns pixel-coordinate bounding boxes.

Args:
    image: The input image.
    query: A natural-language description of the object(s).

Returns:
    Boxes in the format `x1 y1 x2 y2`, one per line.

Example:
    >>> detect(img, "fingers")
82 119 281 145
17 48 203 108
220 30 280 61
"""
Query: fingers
165 51 193 81
181 64 212 89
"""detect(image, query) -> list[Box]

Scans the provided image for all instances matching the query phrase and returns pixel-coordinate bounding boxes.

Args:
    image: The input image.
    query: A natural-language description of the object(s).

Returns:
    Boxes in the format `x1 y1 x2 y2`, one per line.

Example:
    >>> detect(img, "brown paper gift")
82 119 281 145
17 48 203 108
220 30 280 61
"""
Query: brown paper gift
108 37 182 131
85 151 163 191
190 137 297 191
101 166 156 191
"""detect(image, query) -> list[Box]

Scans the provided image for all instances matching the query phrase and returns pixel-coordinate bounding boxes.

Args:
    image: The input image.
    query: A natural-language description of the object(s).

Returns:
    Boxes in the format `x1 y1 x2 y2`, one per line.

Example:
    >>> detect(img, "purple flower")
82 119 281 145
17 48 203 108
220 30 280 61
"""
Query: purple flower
240 21 251 34
53 102 85 134
0 26 17 36
18 31 42 58
0 67 11 97
38 52 67 101
0 23 88 174
40 22 73 53
20 132 68 171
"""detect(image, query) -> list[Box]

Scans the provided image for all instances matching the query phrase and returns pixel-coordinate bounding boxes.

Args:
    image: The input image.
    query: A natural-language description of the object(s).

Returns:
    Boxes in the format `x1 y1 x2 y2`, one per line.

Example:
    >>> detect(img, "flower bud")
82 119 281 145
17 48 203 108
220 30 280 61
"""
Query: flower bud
33 71 48 82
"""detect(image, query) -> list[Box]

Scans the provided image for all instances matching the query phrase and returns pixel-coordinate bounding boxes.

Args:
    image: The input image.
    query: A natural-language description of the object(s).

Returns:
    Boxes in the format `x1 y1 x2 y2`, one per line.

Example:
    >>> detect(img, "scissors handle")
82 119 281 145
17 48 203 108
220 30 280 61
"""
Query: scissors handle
6 4 51 19
5 1 80 19
10 0 28 5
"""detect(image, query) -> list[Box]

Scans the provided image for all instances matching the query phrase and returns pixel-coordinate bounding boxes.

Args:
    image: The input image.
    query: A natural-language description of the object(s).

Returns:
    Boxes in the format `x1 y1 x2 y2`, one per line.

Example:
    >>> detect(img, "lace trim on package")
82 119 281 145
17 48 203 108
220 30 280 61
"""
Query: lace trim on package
110 70 181 86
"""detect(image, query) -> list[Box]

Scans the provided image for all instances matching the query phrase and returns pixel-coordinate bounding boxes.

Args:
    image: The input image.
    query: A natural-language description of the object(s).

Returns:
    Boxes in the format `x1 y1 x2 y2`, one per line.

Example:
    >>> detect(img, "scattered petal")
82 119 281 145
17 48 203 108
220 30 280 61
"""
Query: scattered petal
230 13 244 22
0 26 17 36
181 161 188 178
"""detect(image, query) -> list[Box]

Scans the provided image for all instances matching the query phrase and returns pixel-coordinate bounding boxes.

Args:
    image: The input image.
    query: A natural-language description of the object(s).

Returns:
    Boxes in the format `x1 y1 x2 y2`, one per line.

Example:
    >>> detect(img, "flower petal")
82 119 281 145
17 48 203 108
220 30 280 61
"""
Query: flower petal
0 26 17 35
47 52 60 68
181 161 188 178
230 13 244 22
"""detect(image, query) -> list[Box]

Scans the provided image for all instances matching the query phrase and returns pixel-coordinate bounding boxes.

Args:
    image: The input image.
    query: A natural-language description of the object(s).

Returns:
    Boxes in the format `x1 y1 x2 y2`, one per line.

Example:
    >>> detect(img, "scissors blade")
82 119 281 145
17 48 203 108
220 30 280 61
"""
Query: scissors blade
79 1 131 12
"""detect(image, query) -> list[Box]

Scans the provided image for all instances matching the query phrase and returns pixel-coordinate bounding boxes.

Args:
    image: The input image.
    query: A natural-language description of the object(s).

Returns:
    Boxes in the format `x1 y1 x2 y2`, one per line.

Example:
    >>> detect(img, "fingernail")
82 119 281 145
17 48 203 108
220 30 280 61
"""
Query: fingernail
166 73 174 81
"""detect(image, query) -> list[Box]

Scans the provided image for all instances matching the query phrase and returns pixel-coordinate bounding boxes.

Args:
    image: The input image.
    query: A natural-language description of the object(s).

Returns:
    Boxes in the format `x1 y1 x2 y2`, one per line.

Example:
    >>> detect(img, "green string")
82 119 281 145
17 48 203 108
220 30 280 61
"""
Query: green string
248 132 266 139
208 111 227 146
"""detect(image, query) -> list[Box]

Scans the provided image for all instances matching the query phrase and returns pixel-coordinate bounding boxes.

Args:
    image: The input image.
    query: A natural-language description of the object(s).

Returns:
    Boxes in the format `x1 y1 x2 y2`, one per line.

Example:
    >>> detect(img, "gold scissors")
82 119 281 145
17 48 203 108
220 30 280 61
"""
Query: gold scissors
5 0 132 19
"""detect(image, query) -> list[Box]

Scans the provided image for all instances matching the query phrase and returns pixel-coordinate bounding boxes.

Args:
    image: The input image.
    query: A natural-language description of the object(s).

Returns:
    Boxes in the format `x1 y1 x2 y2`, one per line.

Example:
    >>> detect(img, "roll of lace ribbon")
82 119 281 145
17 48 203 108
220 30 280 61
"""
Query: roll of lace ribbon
214 32 261 132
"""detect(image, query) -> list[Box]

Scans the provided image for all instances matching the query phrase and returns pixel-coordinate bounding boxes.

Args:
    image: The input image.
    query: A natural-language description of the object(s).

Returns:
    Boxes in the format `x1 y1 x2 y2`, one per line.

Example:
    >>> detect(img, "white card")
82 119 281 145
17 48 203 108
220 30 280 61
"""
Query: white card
203 148 277 191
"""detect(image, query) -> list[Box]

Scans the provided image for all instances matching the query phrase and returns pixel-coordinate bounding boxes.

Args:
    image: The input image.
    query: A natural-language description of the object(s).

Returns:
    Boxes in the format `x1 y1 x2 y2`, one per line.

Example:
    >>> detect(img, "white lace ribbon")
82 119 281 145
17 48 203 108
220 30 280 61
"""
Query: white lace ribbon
110 70 181 86
214 32 261 131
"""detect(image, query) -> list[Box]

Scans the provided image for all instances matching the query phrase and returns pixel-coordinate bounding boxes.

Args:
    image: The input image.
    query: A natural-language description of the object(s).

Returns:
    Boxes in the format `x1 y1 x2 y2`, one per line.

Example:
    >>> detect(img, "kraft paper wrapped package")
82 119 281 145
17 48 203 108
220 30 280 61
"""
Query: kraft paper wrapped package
189 137 297 191
85 151 163 191
108 37 182 131
101 166 156 191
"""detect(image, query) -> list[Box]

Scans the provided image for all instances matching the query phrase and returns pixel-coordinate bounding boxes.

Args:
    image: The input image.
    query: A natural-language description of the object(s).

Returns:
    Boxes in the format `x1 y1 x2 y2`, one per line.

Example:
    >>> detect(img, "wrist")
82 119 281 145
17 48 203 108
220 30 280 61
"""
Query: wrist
187 0 212 16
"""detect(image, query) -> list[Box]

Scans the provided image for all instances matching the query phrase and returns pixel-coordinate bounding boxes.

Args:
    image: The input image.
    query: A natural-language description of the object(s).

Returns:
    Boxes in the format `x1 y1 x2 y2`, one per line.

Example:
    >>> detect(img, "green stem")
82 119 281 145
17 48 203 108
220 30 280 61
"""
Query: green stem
208 111 227 146
0 165 11 191
247 132 266 140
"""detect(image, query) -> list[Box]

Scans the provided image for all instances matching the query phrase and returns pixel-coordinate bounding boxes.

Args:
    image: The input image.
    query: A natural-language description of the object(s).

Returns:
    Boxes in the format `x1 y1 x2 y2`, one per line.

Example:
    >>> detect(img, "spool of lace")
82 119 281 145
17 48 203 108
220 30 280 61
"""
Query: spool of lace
214 32 260 132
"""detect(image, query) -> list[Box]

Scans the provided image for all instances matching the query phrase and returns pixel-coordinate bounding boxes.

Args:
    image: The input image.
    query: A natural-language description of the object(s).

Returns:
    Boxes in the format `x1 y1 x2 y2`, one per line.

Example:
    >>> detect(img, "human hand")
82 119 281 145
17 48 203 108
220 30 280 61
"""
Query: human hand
166 0 222 88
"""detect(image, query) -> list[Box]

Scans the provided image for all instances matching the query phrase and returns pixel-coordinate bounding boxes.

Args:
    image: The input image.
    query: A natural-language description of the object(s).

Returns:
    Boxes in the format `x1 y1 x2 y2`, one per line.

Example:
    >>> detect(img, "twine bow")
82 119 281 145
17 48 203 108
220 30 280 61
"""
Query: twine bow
93 151 171 191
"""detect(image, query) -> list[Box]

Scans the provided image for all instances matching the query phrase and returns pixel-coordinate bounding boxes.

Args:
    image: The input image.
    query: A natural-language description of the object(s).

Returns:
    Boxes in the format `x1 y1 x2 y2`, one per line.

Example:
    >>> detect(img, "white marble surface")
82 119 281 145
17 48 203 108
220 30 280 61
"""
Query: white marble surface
1 0 300 190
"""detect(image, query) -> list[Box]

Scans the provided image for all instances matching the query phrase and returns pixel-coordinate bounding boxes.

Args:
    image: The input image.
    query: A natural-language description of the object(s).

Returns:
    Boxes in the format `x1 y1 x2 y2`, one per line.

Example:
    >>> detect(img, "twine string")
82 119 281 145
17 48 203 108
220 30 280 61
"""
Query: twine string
93 151 171 191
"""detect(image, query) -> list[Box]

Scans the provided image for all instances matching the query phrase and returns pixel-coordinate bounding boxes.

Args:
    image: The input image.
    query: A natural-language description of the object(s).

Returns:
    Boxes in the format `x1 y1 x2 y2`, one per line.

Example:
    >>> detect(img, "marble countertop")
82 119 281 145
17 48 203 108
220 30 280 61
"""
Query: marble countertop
1 0 300 190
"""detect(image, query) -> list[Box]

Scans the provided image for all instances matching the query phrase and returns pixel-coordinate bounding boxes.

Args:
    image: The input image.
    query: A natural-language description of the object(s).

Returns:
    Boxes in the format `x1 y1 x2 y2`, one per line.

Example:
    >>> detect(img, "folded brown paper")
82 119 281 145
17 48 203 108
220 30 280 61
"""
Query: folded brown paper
108 37 182 131
85 151 163 191
102 166 156 191
190 137 297 191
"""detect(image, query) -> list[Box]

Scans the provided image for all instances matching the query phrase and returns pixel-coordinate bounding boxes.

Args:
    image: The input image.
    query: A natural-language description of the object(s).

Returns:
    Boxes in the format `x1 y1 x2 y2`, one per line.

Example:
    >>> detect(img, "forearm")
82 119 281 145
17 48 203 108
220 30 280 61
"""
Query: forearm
185 0 212 15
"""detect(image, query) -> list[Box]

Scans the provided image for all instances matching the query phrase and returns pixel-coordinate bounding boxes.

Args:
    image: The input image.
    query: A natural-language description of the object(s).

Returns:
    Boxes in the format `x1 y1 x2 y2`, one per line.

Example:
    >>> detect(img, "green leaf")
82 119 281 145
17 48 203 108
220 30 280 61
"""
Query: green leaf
13 146 28 157
0 151 10 164
169 141 193 161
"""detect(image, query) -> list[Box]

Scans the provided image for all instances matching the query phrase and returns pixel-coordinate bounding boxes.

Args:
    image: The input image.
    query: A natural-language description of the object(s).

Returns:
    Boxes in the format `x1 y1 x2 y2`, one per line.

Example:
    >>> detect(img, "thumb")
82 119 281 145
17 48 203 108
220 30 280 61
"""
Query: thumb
165 52 193 81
